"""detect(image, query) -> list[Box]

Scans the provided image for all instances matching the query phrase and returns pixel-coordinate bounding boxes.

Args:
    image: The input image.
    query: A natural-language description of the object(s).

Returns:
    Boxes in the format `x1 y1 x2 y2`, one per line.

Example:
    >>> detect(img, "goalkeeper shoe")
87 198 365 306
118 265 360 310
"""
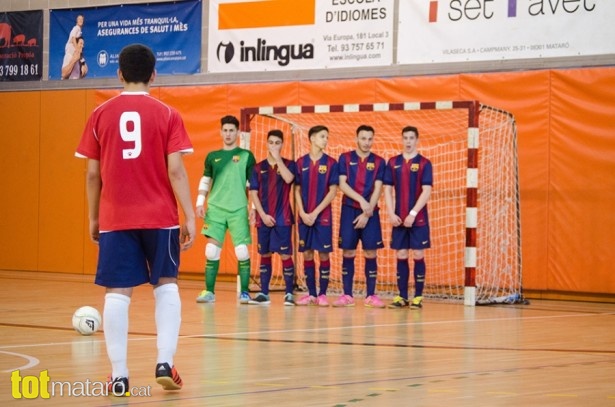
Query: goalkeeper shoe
248 293 271 305
155 363 183 390
196 290 215 303
410 296 423 309
388 296 410 309
239 291 251 304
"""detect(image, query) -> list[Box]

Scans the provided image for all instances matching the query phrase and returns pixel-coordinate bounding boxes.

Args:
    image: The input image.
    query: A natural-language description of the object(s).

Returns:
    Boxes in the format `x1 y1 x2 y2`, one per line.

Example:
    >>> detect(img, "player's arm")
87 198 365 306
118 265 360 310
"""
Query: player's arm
168 152 196 250
85 159 101 243
338 174 371 214
368 180 383 212
195 176 210 218
276 158 295 184
310 184 338 218
250 189 274 227
295 184 313 225
384 184 401 227
404 185 432 227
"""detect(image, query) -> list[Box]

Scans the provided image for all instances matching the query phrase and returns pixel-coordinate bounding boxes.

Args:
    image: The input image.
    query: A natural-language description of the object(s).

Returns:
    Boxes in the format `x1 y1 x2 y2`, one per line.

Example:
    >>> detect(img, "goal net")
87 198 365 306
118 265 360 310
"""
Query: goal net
240 101 522 305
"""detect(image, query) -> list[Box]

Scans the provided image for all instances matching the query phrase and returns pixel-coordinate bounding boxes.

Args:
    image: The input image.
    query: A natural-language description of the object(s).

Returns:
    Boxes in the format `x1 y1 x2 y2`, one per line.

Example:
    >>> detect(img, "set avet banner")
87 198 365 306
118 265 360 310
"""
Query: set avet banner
0 11 43 82
49 0 201 80
398 0 615 64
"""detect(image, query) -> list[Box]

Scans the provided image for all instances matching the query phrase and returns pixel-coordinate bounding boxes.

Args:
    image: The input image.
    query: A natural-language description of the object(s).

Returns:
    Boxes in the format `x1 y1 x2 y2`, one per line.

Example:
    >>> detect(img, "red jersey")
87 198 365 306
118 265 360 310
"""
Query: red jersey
75 92 193 231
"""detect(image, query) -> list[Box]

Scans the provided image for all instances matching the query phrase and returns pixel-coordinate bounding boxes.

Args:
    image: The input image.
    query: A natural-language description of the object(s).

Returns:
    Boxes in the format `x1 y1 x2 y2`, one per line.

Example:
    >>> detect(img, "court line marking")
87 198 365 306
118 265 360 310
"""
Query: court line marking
1 311 613 351
0 350 40 372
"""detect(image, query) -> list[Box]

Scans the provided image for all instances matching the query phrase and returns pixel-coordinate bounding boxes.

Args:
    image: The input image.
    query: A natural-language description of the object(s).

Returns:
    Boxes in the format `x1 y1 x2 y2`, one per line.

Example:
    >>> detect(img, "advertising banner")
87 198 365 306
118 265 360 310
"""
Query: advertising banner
398 0 615 64
208 0 394 72
49 0 201 80
0 10 43 82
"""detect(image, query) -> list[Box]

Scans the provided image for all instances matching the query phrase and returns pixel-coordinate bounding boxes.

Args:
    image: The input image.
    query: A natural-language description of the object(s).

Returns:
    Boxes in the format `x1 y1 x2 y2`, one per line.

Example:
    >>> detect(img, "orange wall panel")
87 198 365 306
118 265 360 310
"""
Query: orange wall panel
548 68 615 292
0 92 41 271
38 90 89 273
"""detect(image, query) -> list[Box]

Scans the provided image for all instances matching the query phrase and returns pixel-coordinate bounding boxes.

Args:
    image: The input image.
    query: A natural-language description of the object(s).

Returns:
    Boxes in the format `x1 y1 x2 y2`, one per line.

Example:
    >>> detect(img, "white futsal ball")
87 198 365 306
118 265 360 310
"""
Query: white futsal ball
72 306 102 336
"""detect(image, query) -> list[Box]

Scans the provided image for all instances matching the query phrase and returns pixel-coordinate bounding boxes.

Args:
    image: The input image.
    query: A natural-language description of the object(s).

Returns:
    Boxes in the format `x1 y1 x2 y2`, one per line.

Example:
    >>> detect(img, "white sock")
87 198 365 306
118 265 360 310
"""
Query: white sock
103 293 131 379
154 283 181 366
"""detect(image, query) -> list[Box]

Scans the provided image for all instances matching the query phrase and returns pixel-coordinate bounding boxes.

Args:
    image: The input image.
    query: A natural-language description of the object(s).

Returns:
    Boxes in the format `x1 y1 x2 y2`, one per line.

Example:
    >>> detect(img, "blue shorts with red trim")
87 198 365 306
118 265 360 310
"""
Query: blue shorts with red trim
95 229 180 288
390 224 431 250
256 225 293 255
298 223 333 253
338 205 384 250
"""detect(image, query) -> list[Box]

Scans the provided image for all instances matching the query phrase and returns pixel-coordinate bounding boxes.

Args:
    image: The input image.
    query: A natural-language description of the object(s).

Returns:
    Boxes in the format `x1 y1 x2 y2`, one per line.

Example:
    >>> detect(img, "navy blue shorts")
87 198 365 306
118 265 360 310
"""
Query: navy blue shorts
256 225 293 255
390 224 431 250
338 205 384 250
298 223 333 253
95 229 180 288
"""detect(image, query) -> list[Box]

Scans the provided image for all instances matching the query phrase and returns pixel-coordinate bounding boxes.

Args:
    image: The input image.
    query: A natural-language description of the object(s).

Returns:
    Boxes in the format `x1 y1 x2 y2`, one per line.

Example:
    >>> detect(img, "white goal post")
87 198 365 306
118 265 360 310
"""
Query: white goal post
240 101 523 306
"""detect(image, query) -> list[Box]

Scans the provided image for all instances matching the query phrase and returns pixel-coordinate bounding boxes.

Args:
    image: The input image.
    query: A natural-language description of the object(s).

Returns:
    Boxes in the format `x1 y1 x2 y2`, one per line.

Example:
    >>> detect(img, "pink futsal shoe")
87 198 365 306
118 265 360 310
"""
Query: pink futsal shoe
317 294 329 307
364 295 385 308
333 294 355 307
296 294 317 306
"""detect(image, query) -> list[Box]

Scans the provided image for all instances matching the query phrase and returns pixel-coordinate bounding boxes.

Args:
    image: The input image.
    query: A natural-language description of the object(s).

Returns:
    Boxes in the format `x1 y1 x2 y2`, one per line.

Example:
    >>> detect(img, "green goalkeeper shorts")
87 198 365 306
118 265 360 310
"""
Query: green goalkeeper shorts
202 205 252 246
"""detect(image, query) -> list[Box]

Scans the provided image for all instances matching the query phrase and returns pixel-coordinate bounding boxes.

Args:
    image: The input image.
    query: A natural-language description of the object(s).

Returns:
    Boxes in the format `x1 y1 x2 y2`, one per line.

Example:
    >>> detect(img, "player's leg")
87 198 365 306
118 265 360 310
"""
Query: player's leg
228 207 253 303
361 212 385 308
335 206 358 307
97 230 149 394
409 225 431 309
388 226 411 308
248 226 272 305
275 225 296 305
314 224 333 304
296 224 317 305
199 206 227 303
145 229 183 390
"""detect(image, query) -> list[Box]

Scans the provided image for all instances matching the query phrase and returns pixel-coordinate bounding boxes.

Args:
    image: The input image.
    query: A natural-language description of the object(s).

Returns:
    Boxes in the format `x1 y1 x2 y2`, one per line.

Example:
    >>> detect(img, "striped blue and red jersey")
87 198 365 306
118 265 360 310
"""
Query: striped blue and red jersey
249 158 297 227
384 153 433 227
295 153 339 226
338 150 386 209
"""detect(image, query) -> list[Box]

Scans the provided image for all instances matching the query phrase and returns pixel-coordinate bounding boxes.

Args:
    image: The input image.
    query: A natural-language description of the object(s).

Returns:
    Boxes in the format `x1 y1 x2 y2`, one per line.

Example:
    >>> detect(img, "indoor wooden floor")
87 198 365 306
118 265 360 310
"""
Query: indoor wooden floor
1 270 614 406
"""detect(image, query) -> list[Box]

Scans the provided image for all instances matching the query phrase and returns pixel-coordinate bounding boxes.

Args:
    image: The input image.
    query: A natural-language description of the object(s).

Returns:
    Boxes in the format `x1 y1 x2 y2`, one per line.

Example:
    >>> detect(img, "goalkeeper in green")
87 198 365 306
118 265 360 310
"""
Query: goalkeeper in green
195 115 256 304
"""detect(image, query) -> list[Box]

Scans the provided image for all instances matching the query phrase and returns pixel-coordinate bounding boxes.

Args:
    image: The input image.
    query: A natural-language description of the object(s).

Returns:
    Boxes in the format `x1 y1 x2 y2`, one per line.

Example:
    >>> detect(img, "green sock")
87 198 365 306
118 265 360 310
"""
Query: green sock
238 259 251 293
205 259 220 293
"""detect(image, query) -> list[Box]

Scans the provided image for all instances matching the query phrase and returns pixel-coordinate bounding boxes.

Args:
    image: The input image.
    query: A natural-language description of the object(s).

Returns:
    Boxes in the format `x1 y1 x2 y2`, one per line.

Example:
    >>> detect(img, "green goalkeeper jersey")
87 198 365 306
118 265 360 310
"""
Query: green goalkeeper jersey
203 147 256 212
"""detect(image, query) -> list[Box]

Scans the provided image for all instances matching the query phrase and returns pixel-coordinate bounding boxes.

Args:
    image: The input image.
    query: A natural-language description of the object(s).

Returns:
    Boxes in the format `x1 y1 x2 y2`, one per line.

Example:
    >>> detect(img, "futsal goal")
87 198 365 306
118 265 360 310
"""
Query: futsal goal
239 101 522 306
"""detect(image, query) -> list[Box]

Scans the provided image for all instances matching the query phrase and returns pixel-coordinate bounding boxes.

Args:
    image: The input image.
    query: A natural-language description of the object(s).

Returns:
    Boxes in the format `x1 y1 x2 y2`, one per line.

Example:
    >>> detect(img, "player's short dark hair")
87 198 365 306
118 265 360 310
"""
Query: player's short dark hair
356 124 374 135
402 125 419 138
221 115 240 129
308 125 329 139
268 129 284 141
118 44 155 84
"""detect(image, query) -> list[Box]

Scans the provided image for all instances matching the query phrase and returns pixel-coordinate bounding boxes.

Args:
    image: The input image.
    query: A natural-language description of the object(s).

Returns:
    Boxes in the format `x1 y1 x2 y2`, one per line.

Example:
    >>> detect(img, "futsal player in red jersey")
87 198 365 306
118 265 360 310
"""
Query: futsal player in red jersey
334 125 387 308
294 125 339 306
248 129 298 305
384 126 433 309
75 44 195 394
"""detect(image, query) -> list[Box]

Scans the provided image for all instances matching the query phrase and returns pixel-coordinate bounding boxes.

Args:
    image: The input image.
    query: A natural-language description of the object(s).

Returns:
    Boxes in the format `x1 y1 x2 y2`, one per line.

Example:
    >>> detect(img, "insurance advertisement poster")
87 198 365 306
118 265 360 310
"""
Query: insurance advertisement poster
208 0 394 72
49 0 201 80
